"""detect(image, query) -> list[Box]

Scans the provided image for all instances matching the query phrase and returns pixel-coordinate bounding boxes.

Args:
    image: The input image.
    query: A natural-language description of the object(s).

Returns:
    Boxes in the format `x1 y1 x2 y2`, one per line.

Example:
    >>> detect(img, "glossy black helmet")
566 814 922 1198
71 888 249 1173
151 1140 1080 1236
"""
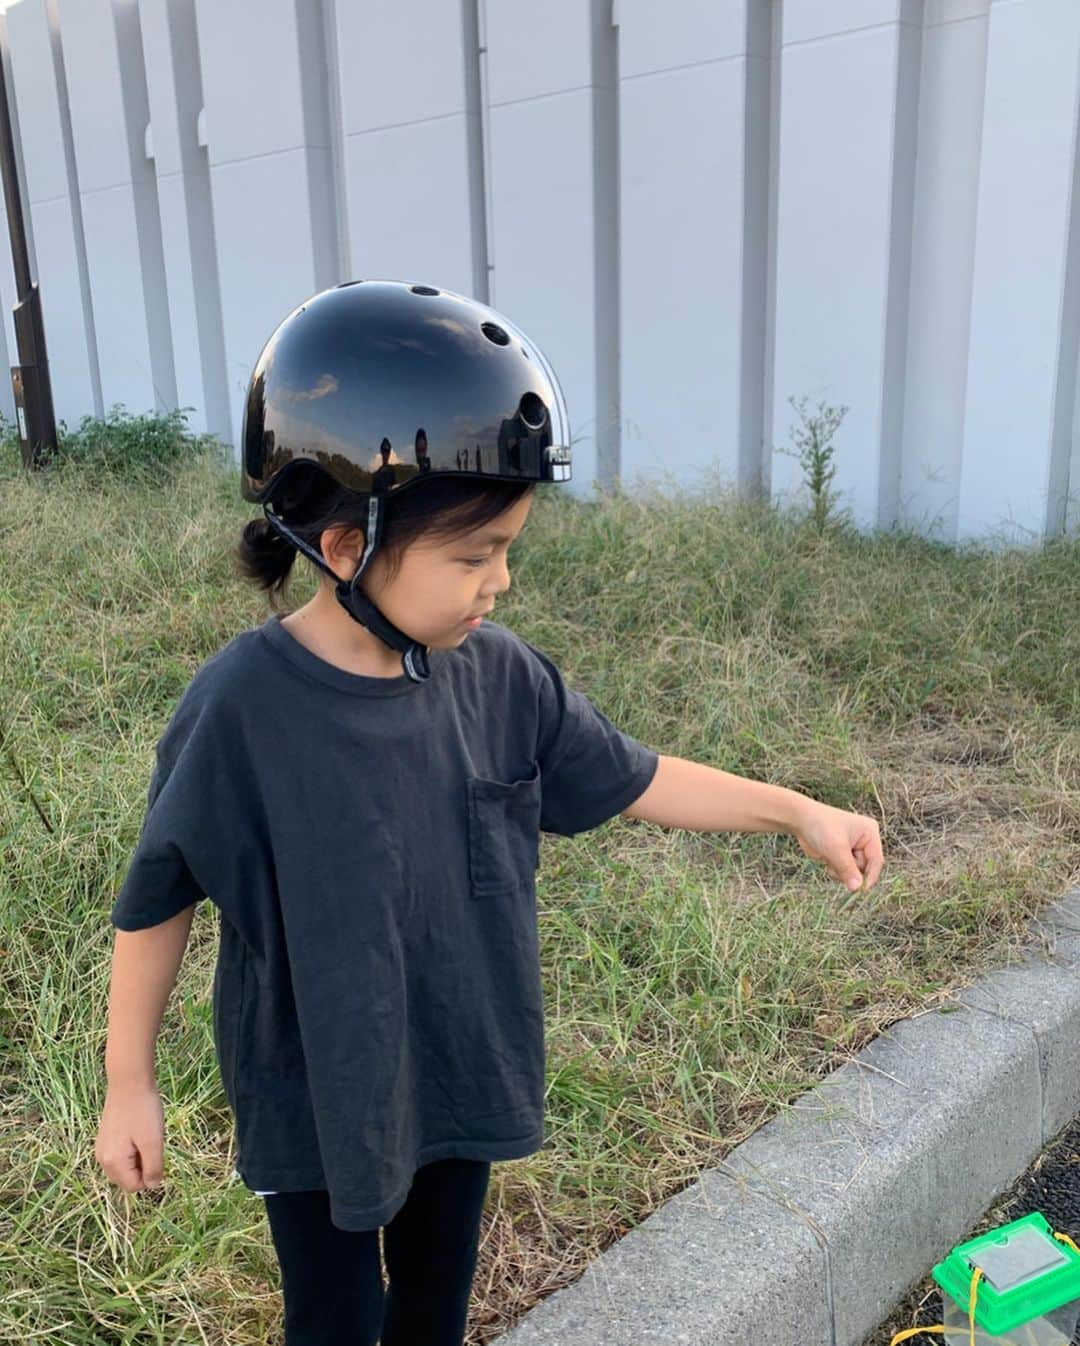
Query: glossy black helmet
240 279 572 681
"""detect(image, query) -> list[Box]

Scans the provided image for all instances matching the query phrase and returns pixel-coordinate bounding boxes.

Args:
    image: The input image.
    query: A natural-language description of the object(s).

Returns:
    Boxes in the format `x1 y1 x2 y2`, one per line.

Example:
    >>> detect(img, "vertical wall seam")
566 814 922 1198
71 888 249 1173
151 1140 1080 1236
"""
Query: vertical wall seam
45 0 102 418
951 7 991 544
172 0 230 445
295 0 341 291
111 0 178 411
1046 29 1080 539
320 0 351 284
740 0 775 505
611 6 620 496
462 0 490 303
0 22 15 386
761 0 783 501
738 53 763 501
590 0 620 496
879 5 923 532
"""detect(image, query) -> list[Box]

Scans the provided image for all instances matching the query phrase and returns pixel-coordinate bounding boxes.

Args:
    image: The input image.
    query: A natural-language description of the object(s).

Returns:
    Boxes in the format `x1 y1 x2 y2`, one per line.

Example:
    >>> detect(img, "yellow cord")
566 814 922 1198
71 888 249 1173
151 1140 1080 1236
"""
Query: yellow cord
886 1229 1080 1346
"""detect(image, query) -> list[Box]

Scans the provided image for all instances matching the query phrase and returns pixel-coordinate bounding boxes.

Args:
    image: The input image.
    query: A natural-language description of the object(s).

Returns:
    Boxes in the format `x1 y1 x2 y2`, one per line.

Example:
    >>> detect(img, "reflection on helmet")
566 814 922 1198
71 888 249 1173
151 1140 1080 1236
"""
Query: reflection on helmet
241 279 571 508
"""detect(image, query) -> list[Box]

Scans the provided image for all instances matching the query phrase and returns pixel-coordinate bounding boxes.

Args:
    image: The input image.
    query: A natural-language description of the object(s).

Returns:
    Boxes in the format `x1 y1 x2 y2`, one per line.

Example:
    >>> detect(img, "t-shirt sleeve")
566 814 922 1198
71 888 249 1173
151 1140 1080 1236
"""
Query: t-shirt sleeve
110 685 246 932
519 635 660 837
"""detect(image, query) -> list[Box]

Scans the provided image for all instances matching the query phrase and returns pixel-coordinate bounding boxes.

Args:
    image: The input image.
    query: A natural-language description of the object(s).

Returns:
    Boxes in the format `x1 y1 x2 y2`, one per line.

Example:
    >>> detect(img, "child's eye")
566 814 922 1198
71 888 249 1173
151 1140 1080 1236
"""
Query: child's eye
463 558 488 568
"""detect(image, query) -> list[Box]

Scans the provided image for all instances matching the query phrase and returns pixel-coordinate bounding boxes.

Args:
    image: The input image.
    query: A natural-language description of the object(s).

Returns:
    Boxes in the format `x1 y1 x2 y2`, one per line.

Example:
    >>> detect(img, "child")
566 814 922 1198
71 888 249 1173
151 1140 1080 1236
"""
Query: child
96 281 883 1346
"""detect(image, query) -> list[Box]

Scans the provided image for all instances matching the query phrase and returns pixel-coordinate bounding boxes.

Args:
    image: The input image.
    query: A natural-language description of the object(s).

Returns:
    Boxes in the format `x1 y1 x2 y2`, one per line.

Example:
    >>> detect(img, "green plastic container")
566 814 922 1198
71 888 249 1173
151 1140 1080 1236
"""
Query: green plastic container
931 1212 1080 1346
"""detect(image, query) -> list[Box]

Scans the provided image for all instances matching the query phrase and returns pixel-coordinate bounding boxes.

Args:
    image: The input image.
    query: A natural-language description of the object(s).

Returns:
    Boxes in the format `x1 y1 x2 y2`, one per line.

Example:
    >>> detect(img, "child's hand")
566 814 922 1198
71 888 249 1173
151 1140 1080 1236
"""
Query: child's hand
95 1081 165 1194
790 799 883 895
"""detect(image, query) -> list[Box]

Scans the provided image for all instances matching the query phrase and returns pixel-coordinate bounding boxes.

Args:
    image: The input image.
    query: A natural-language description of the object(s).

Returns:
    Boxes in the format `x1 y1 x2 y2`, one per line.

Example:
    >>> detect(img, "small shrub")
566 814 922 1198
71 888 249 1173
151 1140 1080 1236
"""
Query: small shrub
0 403 230 486
776 395 850 535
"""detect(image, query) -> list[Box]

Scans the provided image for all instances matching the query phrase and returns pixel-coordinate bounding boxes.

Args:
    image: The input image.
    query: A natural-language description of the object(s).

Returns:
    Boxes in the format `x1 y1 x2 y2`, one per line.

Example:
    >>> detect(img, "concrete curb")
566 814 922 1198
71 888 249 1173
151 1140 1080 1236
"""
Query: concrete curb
494 883 1080 1346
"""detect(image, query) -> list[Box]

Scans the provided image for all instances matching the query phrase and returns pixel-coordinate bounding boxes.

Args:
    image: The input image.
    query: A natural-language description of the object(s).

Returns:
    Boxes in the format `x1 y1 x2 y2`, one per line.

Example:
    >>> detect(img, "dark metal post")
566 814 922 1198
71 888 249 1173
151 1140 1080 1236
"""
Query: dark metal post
0 31 57 471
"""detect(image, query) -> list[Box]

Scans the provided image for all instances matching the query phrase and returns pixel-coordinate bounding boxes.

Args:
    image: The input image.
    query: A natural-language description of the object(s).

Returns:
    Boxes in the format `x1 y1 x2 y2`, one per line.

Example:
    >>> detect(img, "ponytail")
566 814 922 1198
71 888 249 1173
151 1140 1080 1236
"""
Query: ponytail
233 515 298 607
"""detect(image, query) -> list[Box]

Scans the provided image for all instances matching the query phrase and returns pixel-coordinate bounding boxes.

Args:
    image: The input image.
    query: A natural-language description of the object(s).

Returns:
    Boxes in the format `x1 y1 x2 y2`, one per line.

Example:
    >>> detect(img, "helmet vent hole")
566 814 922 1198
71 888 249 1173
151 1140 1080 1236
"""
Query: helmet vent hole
481 322 510 346
410 285 440 296
518 391 547 430
336 279 365 288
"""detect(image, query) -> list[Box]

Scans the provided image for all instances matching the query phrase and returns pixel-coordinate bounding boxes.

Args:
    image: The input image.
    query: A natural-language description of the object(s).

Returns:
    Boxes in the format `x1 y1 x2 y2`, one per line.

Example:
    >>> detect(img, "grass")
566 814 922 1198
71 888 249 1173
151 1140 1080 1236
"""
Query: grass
3 414 1080 1343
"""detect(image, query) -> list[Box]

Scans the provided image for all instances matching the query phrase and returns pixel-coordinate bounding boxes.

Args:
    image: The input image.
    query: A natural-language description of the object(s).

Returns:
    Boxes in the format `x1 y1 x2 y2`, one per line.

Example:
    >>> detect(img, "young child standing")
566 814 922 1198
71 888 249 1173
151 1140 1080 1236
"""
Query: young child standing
96 280 883 1346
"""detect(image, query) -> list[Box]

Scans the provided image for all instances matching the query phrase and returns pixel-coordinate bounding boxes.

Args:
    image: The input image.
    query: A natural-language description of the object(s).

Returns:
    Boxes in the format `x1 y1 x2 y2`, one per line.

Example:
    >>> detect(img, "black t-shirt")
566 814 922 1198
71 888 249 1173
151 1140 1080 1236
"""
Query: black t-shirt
110 613 659 1231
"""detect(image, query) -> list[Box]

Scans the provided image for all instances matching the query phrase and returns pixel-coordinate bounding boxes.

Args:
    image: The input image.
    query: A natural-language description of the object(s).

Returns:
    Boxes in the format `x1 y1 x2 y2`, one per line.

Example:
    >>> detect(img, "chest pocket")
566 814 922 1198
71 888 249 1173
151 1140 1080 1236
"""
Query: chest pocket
465 761 542 899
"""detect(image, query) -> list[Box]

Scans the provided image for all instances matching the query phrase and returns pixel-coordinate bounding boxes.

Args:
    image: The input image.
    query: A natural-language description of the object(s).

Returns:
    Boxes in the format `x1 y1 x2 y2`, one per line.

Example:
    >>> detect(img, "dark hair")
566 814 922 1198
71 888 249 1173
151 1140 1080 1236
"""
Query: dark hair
233 462 536 610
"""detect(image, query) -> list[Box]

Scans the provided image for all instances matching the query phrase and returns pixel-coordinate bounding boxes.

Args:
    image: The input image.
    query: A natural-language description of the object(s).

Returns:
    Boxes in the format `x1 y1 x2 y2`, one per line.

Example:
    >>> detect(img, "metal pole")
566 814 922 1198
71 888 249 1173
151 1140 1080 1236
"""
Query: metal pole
0 27 57 471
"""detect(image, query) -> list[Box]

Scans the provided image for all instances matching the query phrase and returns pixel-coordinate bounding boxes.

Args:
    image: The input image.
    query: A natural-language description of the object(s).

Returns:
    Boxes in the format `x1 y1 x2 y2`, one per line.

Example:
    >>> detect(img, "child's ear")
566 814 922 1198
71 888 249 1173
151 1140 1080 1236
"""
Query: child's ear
319 523 363 567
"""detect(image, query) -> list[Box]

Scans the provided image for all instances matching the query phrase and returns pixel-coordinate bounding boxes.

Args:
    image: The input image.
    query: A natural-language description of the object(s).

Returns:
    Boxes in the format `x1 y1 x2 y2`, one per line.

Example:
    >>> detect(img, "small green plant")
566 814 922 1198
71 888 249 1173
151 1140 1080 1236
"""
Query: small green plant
775 394 850 535
0 402 229 484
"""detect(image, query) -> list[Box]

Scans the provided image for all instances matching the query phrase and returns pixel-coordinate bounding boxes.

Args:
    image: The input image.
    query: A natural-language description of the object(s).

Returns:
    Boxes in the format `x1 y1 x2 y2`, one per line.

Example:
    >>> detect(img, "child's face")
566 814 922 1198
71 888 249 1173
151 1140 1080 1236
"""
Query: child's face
320 489 534 647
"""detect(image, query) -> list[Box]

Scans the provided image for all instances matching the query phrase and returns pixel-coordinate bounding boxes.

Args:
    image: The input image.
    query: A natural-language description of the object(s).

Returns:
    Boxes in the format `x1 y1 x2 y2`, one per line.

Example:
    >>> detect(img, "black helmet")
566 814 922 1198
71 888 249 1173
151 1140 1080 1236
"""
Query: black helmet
240 279 572 681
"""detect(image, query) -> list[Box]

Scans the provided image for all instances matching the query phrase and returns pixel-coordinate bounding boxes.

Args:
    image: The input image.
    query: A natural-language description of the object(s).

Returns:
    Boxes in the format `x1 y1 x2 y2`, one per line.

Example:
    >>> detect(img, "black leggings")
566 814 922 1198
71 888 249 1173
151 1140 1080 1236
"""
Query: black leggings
262 1157 492 1346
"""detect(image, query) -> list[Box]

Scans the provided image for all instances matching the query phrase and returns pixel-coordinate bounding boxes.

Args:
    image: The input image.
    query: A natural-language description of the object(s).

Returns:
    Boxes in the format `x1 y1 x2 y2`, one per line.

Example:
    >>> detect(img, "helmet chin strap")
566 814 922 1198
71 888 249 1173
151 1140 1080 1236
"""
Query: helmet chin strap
262 494 432 682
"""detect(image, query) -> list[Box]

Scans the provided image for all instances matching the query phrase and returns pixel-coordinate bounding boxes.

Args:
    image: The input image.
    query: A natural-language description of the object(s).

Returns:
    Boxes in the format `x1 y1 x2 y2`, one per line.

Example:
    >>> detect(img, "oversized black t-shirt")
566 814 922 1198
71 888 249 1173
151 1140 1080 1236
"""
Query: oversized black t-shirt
109 613 659 1231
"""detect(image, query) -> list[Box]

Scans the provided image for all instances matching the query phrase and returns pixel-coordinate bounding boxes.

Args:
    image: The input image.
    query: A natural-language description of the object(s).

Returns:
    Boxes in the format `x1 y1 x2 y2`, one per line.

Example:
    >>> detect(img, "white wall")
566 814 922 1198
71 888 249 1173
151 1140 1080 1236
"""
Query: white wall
1 0 1079 546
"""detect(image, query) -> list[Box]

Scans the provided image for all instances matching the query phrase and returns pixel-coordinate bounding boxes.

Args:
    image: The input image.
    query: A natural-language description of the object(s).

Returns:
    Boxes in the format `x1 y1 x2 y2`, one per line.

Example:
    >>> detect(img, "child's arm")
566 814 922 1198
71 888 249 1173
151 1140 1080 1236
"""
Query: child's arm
105 906 195 1084
97 905 196 1193
622 754 883 893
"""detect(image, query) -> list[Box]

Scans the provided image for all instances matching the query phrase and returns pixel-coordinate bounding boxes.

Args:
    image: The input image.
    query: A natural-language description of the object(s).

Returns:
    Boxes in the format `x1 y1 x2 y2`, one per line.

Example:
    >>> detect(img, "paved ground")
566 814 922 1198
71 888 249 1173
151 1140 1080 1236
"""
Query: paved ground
864 1109 1080 1345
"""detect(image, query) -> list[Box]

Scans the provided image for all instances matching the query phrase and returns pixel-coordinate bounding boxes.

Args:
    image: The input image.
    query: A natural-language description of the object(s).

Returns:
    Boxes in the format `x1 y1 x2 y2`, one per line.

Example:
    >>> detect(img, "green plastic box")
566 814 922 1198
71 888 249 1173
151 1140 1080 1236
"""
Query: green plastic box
931 1212 1080 1337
